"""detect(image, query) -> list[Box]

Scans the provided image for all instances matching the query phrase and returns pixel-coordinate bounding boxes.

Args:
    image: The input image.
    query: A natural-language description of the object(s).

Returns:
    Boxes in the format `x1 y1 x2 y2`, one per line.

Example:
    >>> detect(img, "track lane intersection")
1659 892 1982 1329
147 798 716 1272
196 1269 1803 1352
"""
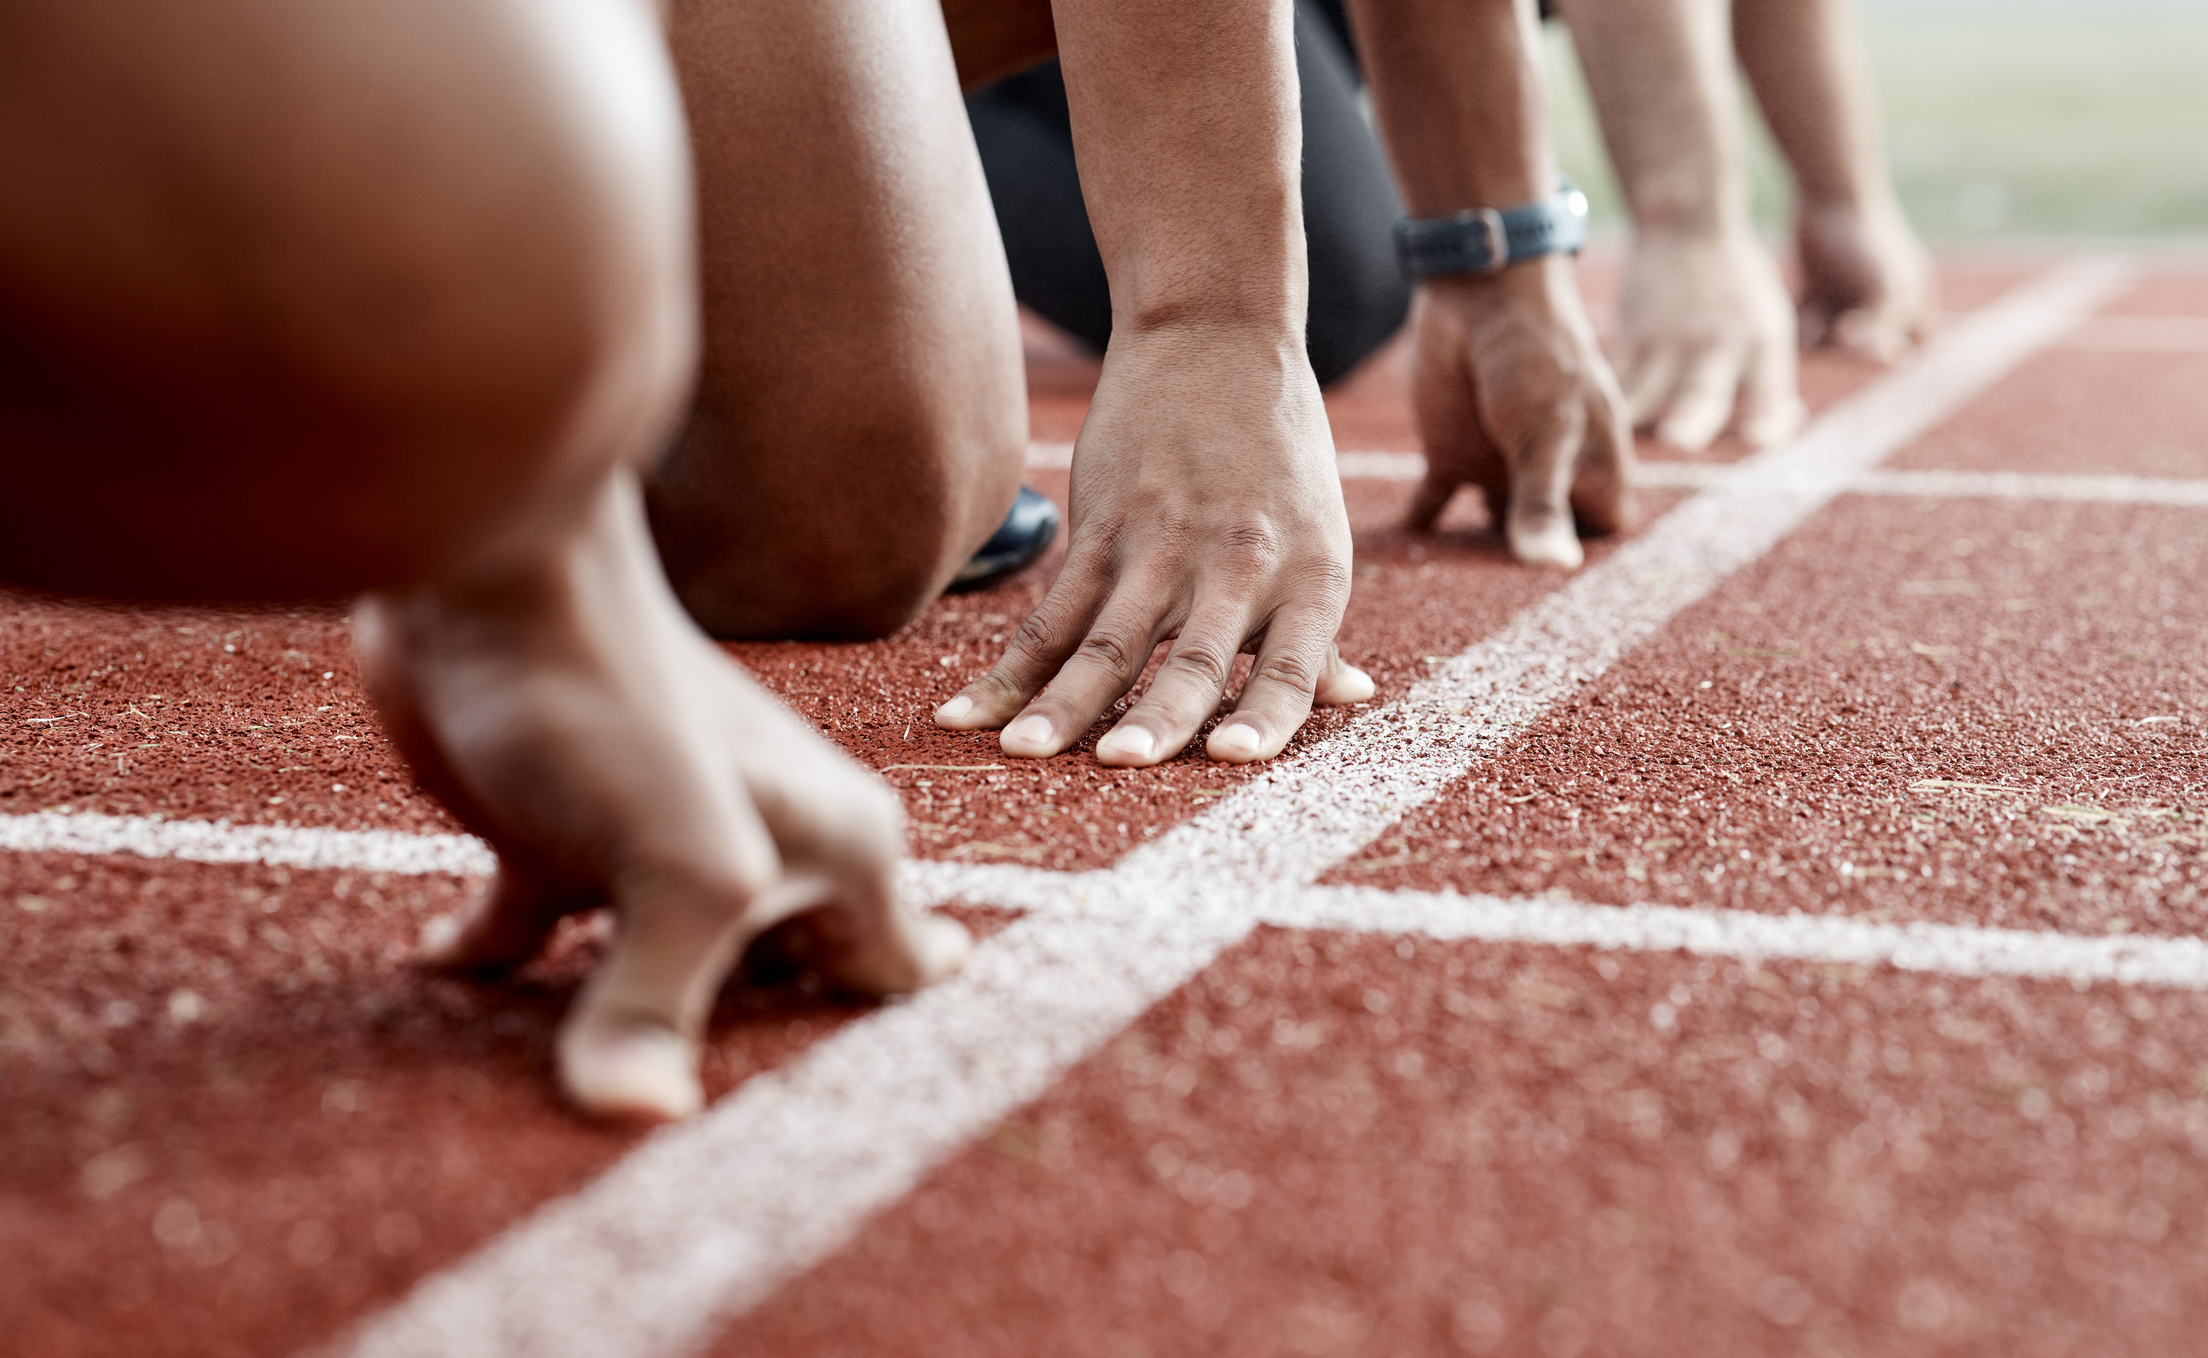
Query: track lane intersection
4 253 2206 1358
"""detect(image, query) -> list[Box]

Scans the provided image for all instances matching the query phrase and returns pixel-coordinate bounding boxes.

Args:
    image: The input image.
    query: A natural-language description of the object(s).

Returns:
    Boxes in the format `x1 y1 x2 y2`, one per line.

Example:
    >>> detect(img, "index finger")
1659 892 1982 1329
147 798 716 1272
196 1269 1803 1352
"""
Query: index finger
1500 395 1588 569
934 554 1109 732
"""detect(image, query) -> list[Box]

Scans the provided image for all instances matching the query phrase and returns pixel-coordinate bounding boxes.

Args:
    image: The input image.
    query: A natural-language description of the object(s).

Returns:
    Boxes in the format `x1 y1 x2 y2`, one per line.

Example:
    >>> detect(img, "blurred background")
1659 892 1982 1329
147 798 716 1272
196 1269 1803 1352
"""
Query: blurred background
1548 0 2208 241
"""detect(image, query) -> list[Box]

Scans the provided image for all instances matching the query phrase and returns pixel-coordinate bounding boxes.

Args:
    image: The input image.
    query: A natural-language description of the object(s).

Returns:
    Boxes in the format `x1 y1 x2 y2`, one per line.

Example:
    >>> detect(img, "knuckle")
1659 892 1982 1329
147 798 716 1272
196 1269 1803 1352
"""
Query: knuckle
1077 628 1143 676
1161 640 1235 690
1007 609 1066 662
1251 646 1322 695
1219 521 1285 564
1310 555 1354 599
969 666 1030 708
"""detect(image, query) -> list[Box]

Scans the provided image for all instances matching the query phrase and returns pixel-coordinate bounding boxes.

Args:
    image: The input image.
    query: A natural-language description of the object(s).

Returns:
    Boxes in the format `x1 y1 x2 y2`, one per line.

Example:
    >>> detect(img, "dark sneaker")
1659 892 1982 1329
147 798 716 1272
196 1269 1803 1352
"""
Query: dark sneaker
947 485 1060 593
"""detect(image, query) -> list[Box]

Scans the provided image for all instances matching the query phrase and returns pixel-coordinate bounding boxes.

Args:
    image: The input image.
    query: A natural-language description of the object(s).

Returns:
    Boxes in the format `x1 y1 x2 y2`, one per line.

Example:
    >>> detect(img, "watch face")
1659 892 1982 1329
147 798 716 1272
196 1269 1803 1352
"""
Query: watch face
1565 188 1590 220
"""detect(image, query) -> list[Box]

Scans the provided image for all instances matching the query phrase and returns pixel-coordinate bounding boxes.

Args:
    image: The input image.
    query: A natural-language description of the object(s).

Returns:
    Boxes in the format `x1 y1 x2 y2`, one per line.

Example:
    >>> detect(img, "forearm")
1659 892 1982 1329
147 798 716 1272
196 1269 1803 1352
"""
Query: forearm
1346 0 1552 217
1555 0 1747 236
1731 0 1892 212
1051 0 1303 341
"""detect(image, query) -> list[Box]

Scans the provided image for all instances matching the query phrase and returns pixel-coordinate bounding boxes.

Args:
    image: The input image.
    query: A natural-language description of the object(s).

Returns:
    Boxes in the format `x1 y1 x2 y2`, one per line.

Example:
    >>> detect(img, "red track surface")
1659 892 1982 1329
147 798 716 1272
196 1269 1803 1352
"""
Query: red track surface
3 252 2204 1358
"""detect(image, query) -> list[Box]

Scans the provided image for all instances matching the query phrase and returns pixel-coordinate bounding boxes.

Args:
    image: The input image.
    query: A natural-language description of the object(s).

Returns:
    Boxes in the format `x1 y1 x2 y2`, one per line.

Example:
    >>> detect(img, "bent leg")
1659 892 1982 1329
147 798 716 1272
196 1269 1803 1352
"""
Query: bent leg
0 0 693 599
646 0 1028 641
0 0 964 1121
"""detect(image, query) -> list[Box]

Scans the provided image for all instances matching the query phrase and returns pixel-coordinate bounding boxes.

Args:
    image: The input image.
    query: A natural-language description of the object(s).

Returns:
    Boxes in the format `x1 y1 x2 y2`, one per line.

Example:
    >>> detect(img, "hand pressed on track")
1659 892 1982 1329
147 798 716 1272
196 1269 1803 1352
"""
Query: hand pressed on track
359 471 967 1123
1404 258 1636 570
1796 199 1936 363
1617 226 1807 453
934 329 1370 767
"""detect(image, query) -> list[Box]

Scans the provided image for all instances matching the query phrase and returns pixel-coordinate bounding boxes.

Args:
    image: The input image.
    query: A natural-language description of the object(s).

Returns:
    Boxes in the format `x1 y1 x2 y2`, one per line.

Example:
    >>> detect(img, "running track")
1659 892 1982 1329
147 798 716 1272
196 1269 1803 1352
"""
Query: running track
4 252 2205 1357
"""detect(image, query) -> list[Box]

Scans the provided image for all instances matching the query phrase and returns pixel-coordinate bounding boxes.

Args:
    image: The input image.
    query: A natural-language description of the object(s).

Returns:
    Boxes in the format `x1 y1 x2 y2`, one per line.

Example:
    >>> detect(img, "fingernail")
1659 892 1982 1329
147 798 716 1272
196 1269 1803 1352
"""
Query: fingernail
558 1025 703 1123
1329 664 1376 704
1209 722 1263 761
934 694 974 725
1097 725 1157 763
1511 523 1584 570
1003 714 1055 754
418 914 464 963
915 914 973 982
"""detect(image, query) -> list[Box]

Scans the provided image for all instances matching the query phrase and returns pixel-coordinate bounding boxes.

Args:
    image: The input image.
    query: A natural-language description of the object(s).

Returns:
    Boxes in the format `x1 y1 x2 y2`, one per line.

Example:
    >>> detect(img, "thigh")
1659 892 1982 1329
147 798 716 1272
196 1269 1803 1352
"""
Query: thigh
1294 0 1410 385
0 0 692 600
649 0 1027 640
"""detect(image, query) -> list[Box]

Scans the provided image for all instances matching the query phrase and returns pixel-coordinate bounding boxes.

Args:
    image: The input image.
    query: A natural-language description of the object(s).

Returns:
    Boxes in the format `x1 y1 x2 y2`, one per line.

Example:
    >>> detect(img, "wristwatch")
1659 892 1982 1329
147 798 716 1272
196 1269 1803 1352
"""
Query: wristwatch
1393 178 1589 279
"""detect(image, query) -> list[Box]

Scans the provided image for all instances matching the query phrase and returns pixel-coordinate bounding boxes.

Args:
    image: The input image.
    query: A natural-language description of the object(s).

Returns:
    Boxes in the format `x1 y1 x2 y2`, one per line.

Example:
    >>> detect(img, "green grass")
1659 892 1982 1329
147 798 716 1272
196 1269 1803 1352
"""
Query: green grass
1544 0 2208 241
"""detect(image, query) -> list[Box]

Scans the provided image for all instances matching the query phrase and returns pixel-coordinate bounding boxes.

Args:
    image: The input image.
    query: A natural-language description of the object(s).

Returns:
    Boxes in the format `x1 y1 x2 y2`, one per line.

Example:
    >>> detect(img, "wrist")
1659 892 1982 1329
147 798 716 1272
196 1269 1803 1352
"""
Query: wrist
1626 160 1754 239
1395 179 1586 281
1110 301 1307 359
1418 252 1579 320
1632 212 1763 254
1795 182 1906 229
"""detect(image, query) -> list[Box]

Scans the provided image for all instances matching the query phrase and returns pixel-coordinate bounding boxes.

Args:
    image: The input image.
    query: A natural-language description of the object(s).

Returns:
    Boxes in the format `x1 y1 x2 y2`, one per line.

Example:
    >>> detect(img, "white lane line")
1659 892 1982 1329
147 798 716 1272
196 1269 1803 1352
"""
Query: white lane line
0 808 1024 904
0 809 494 877
912 861 2208 989
321 257 2136 1358
1336 449 1426 480
1926 312 2208 354
1048 445 2208 508
2048 313 2208 354
1260 883 2208 991
1851 467 2208 506
11 801 2189 993
1634 460 2208 507
910 862 2208 992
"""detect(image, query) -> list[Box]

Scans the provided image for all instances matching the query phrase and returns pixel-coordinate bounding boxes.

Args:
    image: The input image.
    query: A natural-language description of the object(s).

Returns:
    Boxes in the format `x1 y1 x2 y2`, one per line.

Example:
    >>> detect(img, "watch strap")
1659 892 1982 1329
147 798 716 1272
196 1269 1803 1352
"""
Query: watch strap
1393 179 1589 280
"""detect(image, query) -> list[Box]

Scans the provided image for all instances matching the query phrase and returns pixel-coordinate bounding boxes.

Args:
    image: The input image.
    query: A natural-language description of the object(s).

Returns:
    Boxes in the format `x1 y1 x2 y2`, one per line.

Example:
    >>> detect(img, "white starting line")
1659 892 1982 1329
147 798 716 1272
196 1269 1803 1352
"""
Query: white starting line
0 259 2152 1358
1033 443 2208 508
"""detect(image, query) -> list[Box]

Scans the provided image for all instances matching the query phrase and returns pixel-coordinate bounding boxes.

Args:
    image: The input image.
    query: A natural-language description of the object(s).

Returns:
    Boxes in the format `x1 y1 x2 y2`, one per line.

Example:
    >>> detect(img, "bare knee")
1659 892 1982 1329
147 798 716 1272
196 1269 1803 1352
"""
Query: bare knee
649 395 1025 641
0 0 697 600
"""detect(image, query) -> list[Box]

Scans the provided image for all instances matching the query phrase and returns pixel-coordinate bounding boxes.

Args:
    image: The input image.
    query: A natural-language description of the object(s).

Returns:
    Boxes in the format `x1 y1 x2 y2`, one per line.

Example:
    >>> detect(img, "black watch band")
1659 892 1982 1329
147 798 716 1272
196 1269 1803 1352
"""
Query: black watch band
1393 179 1589 280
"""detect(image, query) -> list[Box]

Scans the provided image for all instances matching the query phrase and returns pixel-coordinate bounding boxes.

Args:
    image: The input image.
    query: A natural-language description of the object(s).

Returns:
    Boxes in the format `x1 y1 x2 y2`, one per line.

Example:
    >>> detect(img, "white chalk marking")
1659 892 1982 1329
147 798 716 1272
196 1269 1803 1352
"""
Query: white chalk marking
316 257 2135 1358
1260 883 2208 991
0 809 493 877
913 862 2208 992
1634 460 2208 507
1049 446 2208 511
1931 311 2208 354
2054 313 2208 354
1335 449 1427 481
1849 467 2208 507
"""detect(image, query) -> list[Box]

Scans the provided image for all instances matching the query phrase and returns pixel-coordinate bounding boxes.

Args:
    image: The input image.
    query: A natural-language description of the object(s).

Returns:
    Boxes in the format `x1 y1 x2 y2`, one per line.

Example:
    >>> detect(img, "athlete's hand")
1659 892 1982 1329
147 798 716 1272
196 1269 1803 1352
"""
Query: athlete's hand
934 327 1370 766
1406 256 1635 569
1617 225 1806 452
360 472 968 1123
1796 198 1936 363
